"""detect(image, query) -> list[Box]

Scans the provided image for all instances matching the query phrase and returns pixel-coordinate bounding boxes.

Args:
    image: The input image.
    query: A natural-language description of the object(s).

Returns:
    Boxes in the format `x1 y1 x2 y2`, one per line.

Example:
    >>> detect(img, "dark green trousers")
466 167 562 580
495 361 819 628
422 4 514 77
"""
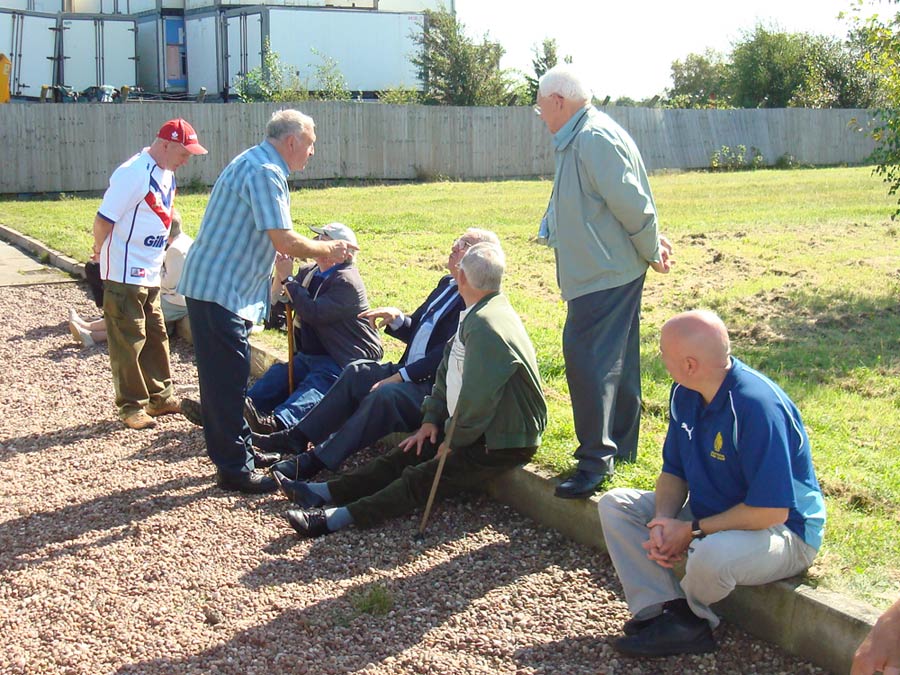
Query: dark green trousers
103 280 173 419
329 436 536 529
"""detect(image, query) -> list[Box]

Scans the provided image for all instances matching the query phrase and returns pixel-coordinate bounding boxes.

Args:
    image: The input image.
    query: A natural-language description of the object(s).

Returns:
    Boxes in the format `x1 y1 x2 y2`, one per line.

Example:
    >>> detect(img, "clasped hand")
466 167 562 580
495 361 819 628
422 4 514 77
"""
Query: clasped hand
642 516 692 568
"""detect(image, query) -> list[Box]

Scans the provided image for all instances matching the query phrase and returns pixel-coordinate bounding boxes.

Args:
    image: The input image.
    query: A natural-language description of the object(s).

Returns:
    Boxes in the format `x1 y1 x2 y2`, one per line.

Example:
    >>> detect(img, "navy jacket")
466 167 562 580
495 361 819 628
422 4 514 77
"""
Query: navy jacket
385 274 464 385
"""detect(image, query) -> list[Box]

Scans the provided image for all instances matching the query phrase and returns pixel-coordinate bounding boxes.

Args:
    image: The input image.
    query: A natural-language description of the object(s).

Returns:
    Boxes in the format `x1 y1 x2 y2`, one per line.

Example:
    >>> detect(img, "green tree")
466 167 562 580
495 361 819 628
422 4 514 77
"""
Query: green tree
852 2 900 217
789 34 882 109
411 9 514 106
524 37 571 104
667 49 731 108
730 25 809 108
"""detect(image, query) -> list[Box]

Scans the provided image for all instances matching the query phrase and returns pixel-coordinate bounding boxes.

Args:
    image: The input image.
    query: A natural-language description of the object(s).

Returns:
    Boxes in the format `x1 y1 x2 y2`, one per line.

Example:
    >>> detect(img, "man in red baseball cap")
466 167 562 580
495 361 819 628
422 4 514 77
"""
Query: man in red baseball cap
90 117 207 429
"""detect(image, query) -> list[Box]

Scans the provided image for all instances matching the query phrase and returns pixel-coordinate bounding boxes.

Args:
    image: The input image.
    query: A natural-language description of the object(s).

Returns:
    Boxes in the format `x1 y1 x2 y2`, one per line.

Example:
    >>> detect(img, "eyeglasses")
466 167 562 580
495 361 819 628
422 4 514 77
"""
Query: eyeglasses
452 238 473 254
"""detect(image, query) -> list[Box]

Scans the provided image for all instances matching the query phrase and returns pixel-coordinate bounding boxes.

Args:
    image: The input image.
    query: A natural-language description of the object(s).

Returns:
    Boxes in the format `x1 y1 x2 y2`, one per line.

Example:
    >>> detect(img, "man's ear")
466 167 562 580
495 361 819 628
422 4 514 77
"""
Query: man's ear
684 355 700 375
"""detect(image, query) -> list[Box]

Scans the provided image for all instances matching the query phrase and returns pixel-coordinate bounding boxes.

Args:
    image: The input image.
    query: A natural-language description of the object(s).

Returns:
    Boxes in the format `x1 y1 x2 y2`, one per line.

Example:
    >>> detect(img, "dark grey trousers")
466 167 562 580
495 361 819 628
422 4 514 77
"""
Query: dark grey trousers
563 275 644 475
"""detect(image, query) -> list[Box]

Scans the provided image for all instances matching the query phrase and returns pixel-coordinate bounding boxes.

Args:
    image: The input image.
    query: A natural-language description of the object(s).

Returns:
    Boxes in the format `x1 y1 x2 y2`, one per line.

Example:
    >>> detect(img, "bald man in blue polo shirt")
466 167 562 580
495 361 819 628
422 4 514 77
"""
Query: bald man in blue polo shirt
598 310 826 658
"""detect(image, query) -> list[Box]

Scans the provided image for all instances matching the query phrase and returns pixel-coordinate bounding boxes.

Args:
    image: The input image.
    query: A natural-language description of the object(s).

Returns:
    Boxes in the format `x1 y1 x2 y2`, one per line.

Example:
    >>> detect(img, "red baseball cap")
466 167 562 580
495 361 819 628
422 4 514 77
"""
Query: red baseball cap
157 118 208 155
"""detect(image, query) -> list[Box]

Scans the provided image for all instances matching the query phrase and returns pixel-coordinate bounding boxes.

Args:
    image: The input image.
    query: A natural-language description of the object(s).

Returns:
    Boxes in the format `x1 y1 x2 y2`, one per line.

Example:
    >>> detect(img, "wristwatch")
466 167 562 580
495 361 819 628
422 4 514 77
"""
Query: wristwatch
690 518 706 539
283 275 295 285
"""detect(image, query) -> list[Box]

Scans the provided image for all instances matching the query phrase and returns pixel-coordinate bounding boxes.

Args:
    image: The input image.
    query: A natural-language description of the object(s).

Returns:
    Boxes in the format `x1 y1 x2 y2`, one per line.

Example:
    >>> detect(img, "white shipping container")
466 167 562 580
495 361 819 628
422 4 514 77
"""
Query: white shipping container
67 0 183 15
185 0 324 13
224 6 422 94
376 0 447 12
0 9 56 97
58 14 137 90
0 0 29 12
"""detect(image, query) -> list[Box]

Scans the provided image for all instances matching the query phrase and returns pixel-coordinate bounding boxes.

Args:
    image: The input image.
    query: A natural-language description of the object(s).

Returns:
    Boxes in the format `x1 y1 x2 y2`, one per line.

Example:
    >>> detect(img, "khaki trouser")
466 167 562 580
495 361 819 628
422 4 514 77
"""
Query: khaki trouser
103 280 173 419
598 488 818 628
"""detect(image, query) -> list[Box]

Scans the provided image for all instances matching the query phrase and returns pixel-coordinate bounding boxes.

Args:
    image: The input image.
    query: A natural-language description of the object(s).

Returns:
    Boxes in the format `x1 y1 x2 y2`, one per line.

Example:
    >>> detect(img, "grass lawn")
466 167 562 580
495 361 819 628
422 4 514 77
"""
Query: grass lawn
1 166 898 609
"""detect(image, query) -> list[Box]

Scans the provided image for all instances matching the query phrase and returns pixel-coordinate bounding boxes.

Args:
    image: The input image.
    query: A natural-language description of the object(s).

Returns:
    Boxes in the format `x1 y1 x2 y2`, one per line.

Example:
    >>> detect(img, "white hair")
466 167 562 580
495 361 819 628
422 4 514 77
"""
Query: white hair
460 242 505 292
538 65 592 104
266 109 315 141
462 227 500 247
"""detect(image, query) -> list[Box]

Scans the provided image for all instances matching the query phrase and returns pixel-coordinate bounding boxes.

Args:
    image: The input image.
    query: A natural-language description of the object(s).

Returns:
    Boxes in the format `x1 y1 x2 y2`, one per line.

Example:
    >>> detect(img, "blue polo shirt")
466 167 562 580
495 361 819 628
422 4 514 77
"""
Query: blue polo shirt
662 357 826 550
178 140 293 322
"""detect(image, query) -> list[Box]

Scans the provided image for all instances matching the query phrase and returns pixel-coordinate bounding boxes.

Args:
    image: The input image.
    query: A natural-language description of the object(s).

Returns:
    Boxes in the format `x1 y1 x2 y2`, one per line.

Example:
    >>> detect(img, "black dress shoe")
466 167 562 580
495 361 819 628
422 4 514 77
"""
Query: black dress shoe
243 397 281 435
273 470 326 507
180 398 203 427
554 469 609 499
285 507 330 538
252 449 282 469
216 470 277 494
270 453 324 481
613 608 716 657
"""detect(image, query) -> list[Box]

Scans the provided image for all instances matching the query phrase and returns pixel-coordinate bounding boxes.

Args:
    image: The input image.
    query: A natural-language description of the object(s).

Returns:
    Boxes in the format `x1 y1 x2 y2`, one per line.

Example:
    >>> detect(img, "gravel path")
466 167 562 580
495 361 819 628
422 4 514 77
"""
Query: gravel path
0 282 824 675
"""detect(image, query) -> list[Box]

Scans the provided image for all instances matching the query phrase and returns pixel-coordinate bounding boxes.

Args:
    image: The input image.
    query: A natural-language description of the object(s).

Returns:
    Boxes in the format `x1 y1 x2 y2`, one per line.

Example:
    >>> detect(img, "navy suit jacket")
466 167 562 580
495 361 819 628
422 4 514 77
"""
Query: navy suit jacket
385 274 464 385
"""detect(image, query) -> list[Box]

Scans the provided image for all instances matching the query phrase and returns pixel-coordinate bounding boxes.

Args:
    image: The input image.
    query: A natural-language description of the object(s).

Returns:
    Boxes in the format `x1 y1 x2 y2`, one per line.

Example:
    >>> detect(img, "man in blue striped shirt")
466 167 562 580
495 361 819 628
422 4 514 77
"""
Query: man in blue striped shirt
178 109 356 494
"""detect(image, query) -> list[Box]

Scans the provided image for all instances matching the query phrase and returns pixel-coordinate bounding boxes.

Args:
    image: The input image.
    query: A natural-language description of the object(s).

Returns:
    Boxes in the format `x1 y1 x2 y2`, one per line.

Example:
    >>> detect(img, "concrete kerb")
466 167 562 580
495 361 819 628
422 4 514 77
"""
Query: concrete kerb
1 225 879 675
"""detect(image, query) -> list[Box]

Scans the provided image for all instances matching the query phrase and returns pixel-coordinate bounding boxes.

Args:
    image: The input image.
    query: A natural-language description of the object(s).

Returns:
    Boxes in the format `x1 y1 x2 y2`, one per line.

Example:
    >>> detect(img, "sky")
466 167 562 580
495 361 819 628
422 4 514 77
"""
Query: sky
452 0 861 100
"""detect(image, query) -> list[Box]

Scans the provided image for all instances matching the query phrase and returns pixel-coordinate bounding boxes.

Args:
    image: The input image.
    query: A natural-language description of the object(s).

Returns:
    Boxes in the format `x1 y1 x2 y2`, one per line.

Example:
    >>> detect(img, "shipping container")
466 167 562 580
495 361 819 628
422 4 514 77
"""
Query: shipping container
376 0 449 11
185 0 325 12
67 0 183 16
58 13 137 90
0 9 56 97
224 5 422 96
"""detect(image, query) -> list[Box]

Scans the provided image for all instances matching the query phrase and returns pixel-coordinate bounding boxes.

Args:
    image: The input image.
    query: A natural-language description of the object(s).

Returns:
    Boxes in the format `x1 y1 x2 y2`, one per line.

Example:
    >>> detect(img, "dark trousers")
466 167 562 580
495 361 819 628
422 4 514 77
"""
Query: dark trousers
329 436 536 529
186 297 254 476
563 275 644 475
290 359 431 471
247 352 342 429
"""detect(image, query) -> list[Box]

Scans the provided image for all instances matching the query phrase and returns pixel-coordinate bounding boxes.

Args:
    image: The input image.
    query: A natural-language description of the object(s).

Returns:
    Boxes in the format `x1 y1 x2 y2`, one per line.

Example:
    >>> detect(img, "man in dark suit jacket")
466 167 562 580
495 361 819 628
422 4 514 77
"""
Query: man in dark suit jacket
255 229 500 481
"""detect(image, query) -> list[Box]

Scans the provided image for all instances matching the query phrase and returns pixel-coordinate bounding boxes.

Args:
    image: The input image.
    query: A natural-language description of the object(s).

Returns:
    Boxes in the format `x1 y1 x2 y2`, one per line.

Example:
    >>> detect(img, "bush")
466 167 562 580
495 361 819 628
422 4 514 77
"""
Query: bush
709 145 764 171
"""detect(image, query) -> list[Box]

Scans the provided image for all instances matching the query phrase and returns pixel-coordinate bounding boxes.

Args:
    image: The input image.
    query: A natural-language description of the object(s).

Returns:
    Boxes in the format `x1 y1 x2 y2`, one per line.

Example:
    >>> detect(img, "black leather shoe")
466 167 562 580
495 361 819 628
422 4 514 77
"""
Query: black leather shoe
216 470 277 494
244 397 281 435
272 470 326 507
554 469 609 499
252 449 282 469
270 453 324 481
613 608 716 657
285 507 330 538
180 398 203 427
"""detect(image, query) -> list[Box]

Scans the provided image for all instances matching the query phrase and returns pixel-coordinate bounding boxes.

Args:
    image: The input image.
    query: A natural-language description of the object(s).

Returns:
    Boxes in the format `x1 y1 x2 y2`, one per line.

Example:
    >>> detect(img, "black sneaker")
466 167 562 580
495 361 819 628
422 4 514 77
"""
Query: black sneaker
613 607 716 657
243 397 281 435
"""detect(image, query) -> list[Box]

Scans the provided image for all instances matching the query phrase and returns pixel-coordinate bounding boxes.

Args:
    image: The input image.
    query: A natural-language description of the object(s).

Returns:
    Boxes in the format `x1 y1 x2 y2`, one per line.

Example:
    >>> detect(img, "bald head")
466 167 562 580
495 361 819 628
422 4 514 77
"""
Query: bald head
659 311 731 398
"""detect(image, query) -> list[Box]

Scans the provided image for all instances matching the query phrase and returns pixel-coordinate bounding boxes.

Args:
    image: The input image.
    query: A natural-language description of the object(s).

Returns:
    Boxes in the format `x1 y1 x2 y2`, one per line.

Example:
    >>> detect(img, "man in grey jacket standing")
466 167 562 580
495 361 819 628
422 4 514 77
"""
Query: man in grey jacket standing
535 65 673 498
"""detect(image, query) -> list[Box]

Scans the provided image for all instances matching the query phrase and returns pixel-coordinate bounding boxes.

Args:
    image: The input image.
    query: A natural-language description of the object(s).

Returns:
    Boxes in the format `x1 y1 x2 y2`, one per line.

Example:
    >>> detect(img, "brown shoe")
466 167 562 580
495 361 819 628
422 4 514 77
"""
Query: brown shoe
123 410 158 430
146 397 182 417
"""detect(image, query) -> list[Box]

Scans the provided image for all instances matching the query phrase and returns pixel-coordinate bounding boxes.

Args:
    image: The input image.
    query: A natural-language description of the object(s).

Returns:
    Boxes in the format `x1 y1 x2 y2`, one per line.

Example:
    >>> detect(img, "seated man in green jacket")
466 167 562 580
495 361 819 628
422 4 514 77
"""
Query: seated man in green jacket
272 241 548 537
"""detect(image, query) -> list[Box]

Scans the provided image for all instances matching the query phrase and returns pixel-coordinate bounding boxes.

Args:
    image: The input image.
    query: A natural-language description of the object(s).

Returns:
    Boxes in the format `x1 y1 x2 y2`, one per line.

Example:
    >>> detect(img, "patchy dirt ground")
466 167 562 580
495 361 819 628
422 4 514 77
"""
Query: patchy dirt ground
0 282 824 675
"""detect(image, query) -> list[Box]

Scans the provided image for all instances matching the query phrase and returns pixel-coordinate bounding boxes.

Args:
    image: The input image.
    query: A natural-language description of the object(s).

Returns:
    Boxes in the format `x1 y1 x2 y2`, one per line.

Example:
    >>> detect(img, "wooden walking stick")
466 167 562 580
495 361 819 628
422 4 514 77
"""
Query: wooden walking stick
415 415 457 542
285 303 295 392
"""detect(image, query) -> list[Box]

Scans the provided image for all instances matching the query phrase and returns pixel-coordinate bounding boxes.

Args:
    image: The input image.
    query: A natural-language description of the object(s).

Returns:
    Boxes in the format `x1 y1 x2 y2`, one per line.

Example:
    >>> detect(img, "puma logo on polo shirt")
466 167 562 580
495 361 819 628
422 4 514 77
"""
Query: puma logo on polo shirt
681 422 694 440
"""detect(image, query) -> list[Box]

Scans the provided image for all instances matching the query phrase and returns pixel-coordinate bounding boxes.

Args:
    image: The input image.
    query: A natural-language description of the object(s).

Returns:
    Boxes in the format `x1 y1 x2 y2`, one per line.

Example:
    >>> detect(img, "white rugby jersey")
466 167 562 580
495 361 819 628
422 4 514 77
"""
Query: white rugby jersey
98 149 175 287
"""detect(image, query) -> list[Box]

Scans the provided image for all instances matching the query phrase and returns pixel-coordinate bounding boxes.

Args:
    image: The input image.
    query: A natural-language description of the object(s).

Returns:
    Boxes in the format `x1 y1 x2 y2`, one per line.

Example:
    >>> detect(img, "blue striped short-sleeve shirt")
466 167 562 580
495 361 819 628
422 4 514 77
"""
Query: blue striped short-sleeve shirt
178 140 293 322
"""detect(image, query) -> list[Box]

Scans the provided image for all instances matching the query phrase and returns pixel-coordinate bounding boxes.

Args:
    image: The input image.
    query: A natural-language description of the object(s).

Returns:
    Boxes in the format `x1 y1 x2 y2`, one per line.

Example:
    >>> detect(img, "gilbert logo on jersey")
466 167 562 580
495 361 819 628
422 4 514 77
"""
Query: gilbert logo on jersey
131 267 147 278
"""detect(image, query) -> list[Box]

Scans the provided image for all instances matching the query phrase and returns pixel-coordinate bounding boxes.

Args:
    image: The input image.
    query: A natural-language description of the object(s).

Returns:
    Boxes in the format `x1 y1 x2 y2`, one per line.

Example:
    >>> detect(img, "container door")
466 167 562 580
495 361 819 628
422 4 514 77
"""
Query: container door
13 13 57 97
31 0 64 12
59 19 98 90
185 13 221 96
100 19 136 87
135 18 159 91
225 11 261 91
